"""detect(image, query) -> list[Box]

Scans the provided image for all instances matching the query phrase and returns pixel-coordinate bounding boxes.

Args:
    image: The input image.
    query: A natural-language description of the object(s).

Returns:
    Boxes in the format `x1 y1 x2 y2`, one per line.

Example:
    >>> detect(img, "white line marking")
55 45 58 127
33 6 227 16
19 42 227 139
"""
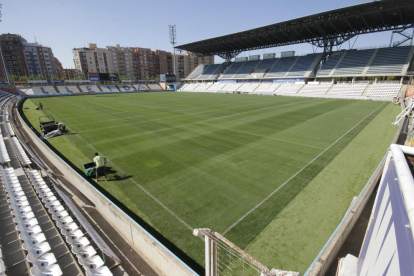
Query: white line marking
45 110 194 231
221 102 385 235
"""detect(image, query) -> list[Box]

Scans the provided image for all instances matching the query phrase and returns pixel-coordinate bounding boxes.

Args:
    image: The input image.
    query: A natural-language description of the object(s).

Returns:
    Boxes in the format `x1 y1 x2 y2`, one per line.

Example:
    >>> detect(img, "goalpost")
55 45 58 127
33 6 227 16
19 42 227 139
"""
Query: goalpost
193 228 300 276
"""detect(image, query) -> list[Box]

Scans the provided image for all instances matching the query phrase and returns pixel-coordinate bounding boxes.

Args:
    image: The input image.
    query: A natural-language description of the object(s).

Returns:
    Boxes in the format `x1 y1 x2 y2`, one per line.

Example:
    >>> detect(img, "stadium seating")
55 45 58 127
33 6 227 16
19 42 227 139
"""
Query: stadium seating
182 83 200 92
286 54 321 77
246 59 278 79
232 60 261 79
333 49 375 76
99 85 119 92
265 56 298 78
220 62 245 79
186 64 209 80
17 88 34 96
298 82 332 94
10 137 32 166
32 86 58 95
255 83 281 95
178 83 189 91
6 122 15 136
132 84 148 91
206 82 227 93
147 84 163 91
316 52 345 76
117 85 136 92
366 82 402 98
0 132 10 164
198 63 227 80
223 83 242 93
328 82 369 96
194 83 213 92
236 83 261 94
366 46 412 75
56 86 80 93
79 85 100 93
275 83 304 94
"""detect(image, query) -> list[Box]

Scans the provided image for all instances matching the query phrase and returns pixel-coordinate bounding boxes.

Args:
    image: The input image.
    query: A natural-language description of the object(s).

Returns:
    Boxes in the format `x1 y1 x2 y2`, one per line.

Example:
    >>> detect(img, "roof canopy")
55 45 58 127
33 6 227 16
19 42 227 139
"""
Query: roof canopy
176 0 414 59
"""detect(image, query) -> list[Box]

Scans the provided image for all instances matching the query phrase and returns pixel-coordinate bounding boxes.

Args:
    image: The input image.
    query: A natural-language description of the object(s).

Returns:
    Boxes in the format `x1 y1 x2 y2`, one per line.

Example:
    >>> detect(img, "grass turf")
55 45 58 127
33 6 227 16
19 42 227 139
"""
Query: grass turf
21 92 399 270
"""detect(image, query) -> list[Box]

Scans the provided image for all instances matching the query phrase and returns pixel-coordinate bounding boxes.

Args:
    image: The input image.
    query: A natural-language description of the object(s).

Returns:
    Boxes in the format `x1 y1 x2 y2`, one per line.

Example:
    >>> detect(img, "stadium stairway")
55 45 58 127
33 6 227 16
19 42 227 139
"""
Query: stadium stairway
361 48 379 75
8 97 158 276
361 84 372 96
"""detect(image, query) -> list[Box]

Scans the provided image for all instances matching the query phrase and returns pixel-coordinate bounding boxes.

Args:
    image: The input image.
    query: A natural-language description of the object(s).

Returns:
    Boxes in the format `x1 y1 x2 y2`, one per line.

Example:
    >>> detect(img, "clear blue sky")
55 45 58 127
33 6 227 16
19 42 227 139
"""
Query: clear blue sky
2 0 406 68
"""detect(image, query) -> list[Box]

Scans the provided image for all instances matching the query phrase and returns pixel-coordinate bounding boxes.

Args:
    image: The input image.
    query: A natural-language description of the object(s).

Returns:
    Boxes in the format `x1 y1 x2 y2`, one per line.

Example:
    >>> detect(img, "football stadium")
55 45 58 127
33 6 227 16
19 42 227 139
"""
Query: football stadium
1 1 414 276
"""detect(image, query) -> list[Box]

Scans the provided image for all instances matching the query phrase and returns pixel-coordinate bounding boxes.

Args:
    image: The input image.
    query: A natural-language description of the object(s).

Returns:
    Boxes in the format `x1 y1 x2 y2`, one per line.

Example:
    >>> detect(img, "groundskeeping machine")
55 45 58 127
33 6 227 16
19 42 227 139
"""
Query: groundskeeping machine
39 116 58 134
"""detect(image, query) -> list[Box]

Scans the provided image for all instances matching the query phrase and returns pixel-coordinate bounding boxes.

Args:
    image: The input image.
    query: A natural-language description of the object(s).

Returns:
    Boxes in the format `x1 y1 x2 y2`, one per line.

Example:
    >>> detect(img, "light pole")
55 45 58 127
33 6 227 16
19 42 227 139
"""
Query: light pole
169 25 177 77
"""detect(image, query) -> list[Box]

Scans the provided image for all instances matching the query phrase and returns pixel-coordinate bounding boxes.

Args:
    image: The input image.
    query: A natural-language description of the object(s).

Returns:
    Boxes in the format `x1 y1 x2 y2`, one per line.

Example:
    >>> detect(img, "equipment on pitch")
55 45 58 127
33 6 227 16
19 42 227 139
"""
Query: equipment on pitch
39 116 58 134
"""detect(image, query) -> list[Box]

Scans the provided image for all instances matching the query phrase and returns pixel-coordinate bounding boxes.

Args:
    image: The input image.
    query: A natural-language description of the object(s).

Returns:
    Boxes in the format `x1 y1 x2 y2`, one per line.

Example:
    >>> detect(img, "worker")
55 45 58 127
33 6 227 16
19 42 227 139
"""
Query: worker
93 152 108 182
56 122 66 135
39 102 43 109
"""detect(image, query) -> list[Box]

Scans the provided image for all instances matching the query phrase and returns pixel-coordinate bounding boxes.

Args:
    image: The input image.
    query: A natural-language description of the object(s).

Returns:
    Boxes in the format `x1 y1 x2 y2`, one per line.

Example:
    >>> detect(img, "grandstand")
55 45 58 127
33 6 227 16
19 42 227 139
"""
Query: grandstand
100 85 119 92
254 83 281 95
32 86 57 95
56 86 80 93
298 82 332 95
236 82 260 94
79 85 100 93
328 82 369 96
197 63 227 80
146 83 163 91
117 85 135 92
133 84 149 91
232 60 261 79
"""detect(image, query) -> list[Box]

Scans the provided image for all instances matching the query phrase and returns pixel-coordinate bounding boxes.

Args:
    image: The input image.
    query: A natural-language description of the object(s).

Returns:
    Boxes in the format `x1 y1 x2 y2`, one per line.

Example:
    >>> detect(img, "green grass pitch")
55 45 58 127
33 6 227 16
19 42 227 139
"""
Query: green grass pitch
21 92 399 274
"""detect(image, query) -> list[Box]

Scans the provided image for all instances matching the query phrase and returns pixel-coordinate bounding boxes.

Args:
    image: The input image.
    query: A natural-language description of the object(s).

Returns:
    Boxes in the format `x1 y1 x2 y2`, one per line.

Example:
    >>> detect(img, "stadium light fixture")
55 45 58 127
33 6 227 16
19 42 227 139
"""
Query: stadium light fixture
169 25 177 77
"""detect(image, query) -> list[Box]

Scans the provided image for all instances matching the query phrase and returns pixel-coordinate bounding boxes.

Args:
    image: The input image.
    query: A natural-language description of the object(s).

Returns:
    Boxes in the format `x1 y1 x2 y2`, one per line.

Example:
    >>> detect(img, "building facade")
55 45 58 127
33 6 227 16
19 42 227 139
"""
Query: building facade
0 34 59 80
22 42 58 79
73 43 214 80
0 34 27 80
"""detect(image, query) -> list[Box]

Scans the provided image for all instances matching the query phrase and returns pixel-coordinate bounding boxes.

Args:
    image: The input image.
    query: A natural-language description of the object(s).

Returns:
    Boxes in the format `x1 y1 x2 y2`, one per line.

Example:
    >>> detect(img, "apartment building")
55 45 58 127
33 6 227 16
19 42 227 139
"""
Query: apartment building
62 69 78 80
73 43 214 80
54 57 63 79
73 43 112 77
0 34 59 80
22 42 58 79
0 34 27 80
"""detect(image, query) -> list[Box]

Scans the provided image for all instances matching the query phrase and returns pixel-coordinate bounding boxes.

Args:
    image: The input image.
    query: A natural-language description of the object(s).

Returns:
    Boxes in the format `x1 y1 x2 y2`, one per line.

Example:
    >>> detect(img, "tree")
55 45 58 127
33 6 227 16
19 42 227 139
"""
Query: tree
28 76 35 80
10 75 19 81
119 75 129 81
50 75 58 81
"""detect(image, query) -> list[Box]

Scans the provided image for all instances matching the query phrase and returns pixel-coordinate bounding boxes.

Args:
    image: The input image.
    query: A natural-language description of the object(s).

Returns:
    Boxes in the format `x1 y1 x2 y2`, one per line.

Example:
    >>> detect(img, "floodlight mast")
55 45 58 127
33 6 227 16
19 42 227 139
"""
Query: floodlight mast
0 4 10 86
169 25 177 77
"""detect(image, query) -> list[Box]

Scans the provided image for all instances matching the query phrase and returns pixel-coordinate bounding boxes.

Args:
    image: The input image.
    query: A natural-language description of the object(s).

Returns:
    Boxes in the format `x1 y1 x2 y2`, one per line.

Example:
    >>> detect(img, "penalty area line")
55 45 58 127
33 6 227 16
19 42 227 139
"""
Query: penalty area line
221 102 385 235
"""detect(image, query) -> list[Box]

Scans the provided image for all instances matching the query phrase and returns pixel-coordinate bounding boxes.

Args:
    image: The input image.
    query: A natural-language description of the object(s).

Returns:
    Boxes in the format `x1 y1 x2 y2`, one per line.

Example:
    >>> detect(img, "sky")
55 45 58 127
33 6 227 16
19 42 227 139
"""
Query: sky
2 0 408 68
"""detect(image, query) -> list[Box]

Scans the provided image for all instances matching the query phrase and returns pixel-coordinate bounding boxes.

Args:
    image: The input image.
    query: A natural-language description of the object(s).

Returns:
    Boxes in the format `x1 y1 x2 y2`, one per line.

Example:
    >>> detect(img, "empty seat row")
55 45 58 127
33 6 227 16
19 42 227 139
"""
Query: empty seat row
254 83 281 95
328 83 368 96
6 122 15 136
275 83 305 94
299 82 333 94
10 137 32 166
366 83 402 98
1 166 63 276
25 169 113 276
0 134 10 164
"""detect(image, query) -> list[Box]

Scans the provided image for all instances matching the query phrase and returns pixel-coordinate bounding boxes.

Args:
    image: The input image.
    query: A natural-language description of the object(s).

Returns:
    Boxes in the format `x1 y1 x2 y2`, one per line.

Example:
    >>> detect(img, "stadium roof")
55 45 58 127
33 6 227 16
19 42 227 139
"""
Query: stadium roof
176 0 414 59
